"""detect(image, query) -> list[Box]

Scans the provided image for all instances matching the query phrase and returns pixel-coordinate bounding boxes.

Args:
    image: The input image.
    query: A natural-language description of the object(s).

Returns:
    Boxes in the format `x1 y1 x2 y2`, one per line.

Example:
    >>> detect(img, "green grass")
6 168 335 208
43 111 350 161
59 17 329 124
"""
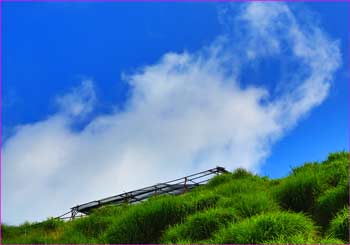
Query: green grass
161 208 237 243
211 211 317 244
273 151 348 214
103 195 192 243
274 170 325 213
319 237 347 244
217 191 280 218
2 151 349 244
102 193 220 243
314 183 348 227
327 207 349 242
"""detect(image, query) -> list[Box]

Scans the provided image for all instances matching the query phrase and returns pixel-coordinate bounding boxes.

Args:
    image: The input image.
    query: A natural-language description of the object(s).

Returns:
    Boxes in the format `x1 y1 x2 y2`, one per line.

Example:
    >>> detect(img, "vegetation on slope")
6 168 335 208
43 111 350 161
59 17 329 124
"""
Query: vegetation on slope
2 151 349 244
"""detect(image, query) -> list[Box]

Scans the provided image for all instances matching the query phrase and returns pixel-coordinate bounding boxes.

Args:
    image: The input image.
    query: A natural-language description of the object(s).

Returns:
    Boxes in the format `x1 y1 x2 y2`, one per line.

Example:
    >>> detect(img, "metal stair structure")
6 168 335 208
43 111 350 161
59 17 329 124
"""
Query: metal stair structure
57 166 228 220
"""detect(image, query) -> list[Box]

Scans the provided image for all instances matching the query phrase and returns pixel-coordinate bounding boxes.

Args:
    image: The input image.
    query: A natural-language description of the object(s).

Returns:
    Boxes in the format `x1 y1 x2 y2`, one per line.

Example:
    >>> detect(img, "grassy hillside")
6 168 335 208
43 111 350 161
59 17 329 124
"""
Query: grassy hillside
2 152 349 244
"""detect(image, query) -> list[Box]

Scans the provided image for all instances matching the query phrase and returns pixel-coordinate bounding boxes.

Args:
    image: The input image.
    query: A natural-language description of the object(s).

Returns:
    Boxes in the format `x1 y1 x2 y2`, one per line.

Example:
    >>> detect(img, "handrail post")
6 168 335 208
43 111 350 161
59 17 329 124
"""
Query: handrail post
183 177 188 193
154 186 158 197
71 208 78 220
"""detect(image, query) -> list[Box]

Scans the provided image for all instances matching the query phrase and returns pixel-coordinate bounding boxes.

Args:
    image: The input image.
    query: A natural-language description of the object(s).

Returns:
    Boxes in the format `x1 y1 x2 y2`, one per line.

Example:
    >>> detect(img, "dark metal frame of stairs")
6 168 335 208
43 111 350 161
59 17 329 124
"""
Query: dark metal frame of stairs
57 166 228 220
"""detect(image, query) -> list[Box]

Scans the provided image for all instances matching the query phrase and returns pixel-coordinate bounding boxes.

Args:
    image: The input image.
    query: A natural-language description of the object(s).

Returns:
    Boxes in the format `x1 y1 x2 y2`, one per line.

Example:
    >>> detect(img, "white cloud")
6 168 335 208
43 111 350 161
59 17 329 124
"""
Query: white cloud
55 79 96 118
2 2 341 224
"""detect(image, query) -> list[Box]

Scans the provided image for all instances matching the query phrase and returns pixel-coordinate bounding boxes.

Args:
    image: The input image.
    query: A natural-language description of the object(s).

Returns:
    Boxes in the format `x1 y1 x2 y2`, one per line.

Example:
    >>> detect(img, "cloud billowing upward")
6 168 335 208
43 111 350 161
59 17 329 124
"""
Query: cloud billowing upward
2 2 341 224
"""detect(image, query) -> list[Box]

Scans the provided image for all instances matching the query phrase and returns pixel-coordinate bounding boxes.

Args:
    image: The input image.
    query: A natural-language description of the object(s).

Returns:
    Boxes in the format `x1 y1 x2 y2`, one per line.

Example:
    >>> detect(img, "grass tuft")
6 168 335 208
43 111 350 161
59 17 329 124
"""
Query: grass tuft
327 207 349 242
217 192 279 218
162 208 237 243
314 183 348 227
231 168 255 179
212 211 316 244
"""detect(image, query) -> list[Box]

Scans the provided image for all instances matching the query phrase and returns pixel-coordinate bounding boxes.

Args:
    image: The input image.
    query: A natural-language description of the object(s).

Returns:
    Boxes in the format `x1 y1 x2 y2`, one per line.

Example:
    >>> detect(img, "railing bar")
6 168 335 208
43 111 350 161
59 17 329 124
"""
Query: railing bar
64 166 227 217
76 171 219 209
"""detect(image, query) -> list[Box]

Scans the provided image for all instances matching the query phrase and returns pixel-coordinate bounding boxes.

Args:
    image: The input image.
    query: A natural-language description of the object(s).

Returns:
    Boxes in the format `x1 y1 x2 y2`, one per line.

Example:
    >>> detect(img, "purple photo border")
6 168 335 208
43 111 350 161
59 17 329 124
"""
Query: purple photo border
0 0 349 245
348 1 350 243
1 0 350 2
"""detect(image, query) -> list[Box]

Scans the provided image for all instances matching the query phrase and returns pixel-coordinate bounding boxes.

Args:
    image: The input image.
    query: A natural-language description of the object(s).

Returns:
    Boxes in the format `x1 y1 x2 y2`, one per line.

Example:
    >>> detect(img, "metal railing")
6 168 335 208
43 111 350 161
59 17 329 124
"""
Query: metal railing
57 166 228 220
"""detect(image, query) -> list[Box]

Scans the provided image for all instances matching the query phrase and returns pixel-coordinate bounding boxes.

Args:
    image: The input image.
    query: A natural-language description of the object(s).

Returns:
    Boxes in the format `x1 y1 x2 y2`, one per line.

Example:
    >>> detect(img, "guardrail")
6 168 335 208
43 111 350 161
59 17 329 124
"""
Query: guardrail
57 166 228 220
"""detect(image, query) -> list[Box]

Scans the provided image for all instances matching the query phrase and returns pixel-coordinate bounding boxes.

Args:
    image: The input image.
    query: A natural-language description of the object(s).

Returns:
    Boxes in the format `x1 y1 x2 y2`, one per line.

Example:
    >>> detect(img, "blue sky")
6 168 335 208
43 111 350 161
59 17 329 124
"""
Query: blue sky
2 2 349 224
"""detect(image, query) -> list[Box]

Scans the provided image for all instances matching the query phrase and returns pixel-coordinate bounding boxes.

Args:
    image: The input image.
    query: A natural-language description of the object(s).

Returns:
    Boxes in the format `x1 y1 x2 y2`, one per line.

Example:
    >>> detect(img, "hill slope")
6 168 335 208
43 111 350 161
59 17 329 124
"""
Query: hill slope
2 152 349 244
